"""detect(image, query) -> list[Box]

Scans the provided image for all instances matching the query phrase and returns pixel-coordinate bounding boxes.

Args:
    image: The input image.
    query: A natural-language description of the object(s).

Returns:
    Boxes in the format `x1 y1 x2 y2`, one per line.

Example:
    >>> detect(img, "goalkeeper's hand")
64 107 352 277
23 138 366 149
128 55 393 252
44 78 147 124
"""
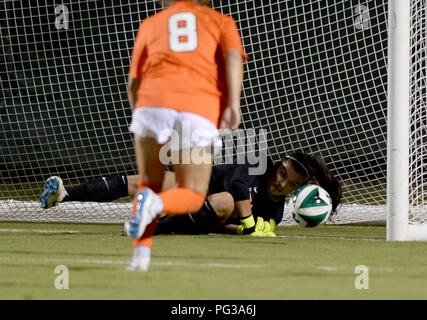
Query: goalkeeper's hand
255 217 277 237
236 215 276 237
236 224 265 237
236 215 262 236
261 217 277 233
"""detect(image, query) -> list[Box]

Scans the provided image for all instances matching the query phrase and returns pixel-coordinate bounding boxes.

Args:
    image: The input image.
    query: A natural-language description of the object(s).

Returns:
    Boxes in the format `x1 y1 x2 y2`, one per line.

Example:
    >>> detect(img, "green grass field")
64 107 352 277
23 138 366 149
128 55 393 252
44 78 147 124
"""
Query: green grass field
1 221 427 300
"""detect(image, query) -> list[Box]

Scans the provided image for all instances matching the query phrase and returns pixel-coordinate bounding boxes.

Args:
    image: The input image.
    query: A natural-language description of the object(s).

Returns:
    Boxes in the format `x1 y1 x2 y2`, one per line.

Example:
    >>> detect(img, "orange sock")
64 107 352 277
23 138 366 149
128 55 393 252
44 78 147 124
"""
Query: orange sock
158 187 205 215
132 178 162 248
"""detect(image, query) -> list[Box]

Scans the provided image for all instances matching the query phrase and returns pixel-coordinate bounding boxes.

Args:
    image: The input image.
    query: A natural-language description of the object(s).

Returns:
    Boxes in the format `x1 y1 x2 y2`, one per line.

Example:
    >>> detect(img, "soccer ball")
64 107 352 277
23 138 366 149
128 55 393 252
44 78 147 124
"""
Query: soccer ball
288 184 332 227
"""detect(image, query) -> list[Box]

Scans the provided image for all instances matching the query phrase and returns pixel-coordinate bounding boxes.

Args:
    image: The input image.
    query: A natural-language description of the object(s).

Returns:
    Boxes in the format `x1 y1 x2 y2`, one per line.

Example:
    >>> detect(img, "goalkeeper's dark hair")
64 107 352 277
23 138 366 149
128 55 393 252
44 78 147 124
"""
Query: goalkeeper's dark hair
281 151 342 216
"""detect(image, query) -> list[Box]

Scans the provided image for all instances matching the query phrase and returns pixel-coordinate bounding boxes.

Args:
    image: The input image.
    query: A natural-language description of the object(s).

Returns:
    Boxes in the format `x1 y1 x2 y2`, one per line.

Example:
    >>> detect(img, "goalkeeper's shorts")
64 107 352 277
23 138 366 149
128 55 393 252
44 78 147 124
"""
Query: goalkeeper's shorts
188 198 221 234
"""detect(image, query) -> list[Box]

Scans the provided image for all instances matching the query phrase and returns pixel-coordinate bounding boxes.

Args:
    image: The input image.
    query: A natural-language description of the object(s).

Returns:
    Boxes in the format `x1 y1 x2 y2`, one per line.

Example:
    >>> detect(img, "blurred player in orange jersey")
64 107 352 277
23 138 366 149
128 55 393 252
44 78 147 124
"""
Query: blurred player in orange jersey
126 0 247 271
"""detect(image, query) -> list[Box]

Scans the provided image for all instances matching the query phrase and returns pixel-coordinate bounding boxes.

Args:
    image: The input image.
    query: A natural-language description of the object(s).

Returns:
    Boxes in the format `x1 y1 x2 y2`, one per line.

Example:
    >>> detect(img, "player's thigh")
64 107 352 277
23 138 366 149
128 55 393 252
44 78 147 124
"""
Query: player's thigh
130 107 178 185
173 159 212 196
134 134 165 185
171 111 220 195
126 175 140 197
162 171 177 191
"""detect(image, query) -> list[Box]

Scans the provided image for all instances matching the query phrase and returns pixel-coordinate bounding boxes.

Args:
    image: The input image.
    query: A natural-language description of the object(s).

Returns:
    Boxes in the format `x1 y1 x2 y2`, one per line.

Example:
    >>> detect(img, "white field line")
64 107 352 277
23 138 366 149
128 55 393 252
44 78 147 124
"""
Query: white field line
0 256 264 269
0 228 82 234
276 234 384 241
0 228 384 241
0 257 402 273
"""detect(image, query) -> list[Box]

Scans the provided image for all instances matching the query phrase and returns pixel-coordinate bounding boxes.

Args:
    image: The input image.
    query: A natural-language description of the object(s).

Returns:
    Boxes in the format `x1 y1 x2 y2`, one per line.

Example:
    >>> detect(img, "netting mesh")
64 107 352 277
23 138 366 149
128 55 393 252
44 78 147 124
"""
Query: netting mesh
409 0 427 225
0 1 424 225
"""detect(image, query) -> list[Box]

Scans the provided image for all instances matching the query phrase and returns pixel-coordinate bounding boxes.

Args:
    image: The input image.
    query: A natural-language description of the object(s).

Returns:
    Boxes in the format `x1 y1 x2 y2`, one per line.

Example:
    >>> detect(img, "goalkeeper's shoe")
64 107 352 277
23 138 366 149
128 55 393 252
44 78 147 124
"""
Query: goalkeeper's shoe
127 188 162 239
39 176 67 209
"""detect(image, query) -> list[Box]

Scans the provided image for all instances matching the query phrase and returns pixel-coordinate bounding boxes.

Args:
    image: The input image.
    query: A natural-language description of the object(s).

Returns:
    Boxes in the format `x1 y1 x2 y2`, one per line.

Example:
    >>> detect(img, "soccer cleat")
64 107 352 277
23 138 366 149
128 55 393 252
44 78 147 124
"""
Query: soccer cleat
39 176 67 209
128 188 162 239
126 257 150 272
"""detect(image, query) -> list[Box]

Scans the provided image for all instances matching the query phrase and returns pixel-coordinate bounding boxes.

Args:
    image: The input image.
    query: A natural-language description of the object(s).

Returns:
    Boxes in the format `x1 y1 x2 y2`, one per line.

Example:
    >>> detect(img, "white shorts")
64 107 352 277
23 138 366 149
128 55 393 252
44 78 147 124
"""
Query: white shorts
129 107 222 152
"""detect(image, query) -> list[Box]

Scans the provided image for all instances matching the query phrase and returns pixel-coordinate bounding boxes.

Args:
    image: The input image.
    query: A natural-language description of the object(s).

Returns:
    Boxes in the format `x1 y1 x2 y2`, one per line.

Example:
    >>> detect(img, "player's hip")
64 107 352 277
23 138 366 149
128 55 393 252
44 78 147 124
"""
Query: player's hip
129 106 222 152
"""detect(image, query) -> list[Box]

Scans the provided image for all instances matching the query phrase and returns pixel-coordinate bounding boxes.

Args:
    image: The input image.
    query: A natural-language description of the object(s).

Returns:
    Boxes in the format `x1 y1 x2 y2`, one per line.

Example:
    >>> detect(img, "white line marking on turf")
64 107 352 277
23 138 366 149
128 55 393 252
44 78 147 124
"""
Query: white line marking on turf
0 257 403 273
315 266 345 271
0 256 265 269
277 234 383 241
0 228 384 241
0 228 82 234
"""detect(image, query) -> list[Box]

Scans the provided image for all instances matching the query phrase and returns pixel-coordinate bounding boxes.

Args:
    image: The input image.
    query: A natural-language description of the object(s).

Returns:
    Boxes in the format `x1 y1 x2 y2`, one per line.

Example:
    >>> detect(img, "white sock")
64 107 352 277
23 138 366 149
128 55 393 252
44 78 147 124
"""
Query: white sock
134 245 151 260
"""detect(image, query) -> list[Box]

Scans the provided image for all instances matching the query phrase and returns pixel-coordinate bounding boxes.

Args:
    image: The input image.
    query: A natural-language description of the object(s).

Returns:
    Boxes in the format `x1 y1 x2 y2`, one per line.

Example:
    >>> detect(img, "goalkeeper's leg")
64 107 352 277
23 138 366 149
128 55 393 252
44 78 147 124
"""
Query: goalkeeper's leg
40 171 176 210
154 192 234 235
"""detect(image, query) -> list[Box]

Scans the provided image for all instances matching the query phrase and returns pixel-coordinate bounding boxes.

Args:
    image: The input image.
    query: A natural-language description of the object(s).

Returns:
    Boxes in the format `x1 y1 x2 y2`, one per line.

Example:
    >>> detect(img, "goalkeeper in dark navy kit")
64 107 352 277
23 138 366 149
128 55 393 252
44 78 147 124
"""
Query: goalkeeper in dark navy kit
155 151 341 236
40 151 342 237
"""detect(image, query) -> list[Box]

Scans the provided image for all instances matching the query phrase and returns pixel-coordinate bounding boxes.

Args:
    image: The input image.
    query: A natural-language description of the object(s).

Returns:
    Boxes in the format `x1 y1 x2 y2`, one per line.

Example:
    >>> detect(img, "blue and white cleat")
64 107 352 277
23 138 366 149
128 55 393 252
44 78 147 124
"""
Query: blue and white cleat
127 188 162 239
39 176 67 209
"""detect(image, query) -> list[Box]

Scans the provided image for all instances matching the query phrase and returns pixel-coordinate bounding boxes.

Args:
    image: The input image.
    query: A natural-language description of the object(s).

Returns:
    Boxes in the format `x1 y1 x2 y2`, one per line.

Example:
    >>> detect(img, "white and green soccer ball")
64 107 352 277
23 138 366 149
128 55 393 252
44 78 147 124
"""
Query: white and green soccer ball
288 184 332 227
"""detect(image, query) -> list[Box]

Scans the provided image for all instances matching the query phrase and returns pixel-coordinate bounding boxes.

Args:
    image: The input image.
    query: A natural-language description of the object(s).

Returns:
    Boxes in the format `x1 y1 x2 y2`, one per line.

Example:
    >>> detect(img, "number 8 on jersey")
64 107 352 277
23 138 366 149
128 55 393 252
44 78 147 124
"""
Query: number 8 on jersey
168 12 198 52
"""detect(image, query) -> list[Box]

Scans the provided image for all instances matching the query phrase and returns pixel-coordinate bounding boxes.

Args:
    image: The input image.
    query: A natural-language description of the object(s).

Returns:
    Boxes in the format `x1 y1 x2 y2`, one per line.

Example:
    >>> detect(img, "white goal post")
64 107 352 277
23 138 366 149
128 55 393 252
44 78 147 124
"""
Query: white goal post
0 1 426 237
387 0 427 241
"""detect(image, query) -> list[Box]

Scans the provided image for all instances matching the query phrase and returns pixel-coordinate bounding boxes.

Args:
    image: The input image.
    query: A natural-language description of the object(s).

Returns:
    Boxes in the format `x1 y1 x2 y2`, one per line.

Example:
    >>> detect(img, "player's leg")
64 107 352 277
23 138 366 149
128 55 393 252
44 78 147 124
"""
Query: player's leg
126 106 176 271
158 150 212 215
126 109 220 270
130 150 212 240
154 111 221 216
127 135 166 271
127 170 177 198
125 106 174 243
124 174 139 198
129 119 218 235
128 135 165 237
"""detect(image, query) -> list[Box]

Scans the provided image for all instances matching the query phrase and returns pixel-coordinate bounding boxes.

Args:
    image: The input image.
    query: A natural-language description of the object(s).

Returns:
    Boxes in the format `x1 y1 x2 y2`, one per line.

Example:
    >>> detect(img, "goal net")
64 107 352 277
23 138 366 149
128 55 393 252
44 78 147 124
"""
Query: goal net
409 0 427 227
0 1 425 229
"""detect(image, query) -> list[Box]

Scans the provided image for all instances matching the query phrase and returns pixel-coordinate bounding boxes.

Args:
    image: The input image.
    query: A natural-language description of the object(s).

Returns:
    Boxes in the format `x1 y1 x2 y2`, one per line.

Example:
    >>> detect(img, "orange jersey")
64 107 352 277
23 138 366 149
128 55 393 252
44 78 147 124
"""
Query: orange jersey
128 0 247 126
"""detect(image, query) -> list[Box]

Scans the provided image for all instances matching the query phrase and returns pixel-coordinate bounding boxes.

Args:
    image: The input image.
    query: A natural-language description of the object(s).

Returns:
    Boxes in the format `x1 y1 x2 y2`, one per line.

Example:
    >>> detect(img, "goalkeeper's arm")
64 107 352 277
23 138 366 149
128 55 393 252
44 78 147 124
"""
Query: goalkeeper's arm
234 200 257 235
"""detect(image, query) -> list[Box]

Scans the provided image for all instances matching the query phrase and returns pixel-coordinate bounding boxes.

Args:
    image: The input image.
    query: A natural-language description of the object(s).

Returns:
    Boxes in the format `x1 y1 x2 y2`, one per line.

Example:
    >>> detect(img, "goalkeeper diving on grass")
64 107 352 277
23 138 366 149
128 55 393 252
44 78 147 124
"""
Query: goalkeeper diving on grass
40 151 342 237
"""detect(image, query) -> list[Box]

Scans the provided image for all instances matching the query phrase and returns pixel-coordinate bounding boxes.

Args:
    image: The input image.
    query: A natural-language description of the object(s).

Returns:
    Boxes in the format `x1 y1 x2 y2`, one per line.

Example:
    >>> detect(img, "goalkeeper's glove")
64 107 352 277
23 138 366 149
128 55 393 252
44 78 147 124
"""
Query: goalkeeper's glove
236 215 275 237
260 217 277 233
255 217 277 237
236 215 264 237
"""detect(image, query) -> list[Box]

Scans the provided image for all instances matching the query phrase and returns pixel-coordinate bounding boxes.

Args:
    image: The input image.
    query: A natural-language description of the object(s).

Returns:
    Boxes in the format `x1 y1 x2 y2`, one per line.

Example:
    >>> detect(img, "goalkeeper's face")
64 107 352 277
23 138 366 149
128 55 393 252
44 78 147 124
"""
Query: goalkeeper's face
267 161 307 197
